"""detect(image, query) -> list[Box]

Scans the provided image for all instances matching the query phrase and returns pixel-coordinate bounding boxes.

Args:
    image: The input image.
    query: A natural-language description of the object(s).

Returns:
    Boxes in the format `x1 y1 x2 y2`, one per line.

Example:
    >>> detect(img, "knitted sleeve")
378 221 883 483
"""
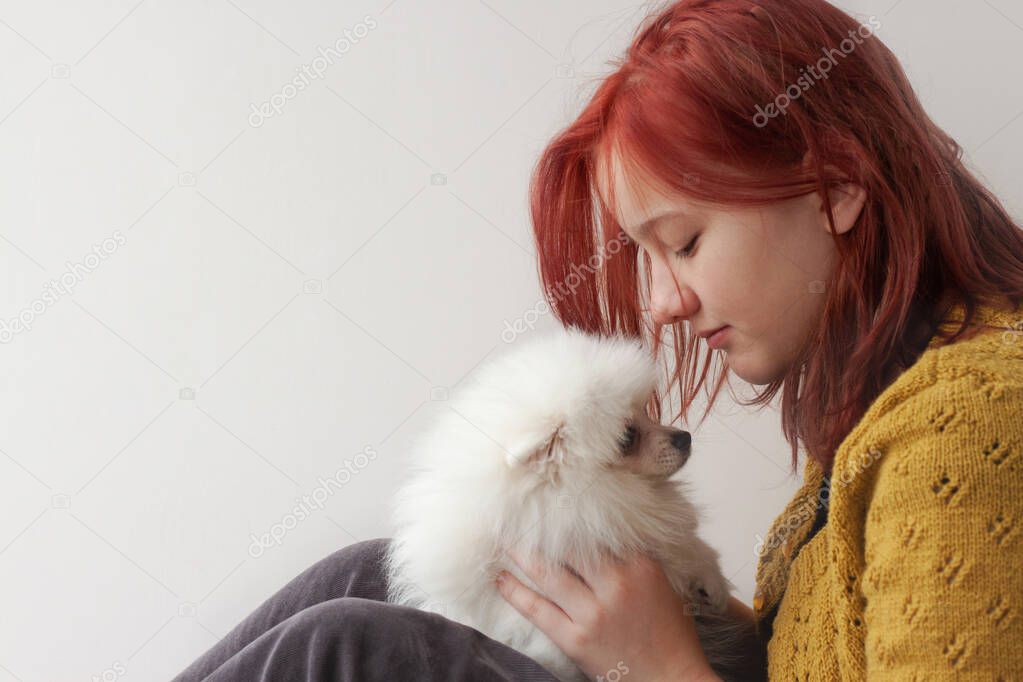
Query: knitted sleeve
862 373 1023 678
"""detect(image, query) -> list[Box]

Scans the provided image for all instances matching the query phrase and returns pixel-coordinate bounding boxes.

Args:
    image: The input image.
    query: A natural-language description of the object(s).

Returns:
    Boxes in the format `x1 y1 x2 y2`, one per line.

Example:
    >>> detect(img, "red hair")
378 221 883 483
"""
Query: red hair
528 0 1023 475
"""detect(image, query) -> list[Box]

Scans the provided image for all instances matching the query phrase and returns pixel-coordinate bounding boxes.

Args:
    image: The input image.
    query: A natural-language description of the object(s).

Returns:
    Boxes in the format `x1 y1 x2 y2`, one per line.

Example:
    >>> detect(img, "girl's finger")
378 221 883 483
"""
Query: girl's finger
495 570 571 635
576 551 643 605
504 548 594 620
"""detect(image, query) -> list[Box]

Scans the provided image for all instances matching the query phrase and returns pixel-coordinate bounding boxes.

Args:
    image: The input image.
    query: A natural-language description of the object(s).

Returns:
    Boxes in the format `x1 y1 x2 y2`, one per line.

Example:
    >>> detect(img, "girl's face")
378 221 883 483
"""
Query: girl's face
596 152 866 386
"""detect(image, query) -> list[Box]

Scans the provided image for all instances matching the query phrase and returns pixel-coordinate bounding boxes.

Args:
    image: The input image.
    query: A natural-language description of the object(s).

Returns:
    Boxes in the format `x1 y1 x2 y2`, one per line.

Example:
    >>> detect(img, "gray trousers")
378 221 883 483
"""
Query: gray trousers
170 538 560 681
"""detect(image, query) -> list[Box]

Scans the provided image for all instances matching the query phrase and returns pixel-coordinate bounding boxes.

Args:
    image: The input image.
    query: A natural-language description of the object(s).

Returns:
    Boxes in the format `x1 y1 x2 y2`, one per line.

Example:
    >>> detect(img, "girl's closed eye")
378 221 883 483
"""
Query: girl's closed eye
675 234 699 259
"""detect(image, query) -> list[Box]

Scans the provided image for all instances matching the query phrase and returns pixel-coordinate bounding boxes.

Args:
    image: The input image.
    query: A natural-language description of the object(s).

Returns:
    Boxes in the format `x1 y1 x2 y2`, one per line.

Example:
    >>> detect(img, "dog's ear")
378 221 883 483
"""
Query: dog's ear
504 422 565 483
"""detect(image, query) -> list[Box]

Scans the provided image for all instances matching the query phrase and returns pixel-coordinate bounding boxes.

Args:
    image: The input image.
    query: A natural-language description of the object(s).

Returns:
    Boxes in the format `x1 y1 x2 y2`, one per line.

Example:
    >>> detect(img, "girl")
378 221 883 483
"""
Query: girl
173 1 1023 679
499 0 1023 679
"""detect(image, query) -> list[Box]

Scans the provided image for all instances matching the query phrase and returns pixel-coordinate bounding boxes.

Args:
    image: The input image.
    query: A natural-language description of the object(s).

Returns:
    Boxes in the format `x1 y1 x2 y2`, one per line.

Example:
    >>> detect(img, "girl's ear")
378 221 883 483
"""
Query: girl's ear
798 152 867 236
825 182 867 236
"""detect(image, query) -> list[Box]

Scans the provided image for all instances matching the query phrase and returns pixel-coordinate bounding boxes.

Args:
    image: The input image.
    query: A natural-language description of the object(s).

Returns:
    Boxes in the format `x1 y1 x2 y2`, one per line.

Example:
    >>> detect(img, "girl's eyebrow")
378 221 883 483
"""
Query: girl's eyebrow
629 209 687 240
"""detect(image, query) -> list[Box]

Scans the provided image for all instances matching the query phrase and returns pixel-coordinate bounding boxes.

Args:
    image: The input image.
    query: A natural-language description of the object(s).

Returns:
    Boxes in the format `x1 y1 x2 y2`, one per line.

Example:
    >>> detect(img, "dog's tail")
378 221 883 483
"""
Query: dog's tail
694 608 765 682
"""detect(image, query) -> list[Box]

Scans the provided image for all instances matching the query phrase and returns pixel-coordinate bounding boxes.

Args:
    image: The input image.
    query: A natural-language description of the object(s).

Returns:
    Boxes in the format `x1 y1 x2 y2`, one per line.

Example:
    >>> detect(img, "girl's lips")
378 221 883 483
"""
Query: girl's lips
707 325 731 349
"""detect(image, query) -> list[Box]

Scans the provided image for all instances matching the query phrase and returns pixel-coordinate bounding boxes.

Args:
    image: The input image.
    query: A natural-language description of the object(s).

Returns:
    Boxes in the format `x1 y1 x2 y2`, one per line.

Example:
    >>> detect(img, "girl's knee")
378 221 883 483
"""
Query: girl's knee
288 597 406 639
320 538 390 572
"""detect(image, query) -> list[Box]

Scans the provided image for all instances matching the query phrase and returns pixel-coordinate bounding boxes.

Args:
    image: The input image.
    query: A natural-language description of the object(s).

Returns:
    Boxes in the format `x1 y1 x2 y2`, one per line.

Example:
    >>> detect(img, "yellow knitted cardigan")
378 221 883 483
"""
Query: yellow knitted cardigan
752 301 1023 680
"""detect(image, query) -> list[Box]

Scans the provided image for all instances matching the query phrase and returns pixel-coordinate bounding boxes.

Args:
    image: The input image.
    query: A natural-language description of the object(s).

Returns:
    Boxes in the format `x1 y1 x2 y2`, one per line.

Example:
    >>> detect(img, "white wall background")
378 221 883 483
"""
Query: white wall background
0 1 1020 680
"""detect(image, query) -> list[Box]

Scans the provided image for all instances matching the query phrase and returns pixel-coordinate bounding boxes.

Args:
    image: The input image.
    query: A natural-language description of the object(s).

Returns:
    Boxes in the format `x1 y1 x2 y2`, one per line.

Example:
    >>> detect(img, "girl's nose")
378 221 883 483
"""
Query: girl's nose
649 258 698 326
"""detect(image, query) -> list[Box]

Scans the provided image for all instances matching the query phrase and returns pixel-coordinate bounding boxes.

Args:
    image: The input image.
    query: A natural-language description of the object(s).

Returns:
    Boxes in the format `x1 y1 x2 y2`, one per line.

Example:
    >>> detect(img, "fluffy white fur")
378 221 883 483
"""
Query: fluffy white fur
383 326 743 681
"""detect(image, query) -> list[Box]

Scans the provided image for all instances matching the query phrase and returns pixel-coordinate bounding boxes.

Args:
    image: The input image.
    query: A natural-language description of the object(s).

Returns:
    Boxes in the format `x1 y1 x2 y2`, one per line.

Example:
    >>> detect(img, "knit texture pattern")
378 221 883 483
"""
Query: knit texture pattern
752 301 1023 680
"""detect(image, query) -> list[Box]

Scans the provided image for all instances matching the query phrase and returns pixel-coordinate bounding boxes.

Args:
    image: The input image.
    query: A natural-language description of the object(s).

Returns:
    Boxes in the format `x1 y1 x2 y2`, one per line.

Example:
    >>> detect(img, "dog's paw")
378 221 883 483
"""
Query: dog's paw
690 568 730 613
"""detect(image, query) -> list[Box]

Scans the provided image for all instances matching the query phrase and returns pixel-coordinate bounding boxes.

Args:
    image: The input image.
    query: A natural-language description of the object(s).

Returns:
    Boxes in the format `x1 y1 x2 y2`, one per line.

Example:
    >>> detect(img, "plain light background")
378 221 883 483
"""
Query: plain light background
1 0 1020 680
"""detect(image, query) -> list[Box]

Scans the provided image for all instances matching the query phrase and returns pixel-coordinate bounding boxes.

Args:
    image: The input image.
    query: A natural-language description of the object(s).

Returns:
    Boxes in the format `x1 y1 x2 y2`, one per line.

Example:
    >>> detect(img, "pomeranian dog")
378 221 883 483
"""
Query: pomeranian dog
383 326 749 681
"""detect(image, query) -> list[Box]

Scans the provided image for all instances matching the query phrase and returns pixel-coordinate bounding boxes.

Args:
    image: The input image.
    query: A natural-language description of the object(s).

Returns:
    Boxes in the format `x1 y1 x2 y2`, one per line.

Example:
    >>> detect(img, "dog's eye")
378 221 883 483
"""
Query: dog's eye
619 425 639 454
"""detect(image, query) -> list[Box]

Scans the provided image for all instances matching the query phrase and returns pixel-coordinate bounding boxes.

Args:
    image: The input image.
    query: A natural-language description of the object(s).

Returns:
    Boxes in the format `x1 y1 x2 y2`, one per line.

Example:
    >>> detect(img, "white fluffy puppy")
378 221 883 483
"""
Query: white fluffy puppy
384 326 746 681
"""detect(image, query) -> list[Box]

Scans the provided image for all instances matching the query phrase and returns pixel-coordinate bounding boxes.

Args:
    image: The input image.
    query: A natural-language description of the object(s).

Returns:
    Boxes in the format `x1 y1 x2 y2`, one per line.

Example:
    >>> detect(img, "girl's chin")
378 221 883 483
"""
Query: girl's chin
728 351 785 386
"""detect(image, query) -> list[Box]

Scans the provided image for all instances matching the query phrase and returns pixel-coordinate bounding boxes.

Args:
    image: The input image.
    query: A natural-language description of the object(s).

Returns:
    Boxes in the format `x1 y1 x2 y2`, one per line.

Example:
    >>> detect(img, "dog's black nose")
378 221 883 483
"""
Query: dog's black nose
670 431 691 451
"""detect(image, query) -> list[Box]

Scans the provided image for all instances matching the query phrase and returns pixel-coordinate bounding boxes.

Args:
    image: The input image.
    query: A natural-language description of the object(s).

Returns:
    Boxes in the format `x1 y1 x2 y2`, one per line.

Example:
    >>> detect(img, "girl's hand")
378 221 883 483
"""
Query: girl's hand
495 547 719 682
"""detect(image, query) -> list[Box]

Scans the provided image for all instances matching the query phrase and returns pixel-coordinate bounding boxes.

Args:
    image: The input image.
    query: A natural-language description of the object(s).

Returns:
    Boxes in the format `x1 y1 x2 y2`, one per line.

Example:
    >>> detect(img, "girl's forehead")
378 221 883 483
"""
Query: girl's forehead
596 152 667 226
597 156 701 242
